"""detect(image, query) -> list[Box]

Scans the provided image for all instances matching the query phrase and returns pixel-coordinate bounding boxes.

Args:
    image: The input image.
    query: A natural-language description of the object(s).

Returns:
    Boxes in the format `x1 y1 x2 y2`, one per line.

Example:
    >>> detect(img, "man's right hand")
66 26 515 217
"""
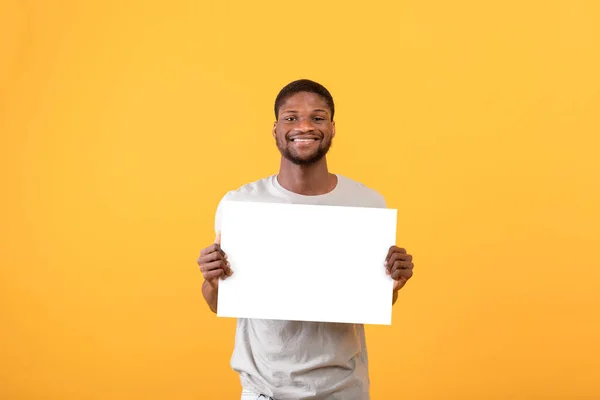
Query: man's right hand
197 232 232 282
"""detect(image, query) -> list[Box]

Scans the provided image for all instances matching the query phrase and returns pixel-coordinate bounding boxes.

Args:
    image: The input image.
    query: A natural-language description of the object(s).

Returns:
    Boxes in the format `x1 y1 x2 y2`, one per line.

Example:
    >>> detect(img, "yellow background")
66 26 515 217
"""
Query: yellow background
1 0 599 399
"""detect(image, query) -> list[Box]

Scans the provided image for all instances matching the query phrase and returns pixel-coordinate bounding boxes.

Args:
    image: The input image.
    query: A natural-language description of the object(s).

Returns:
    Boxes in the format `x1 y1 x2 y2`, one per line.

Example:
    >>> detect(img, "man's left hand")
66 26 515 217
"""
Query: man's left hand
385 246 414 291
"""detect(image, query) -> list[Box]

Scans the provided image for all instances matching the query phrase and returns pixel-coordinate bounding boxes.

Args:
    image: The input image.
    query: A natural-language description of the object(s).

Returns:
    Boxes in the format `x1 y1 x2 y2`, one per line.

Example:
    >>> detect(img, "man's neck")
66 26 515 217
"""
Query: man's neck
277 158 337 196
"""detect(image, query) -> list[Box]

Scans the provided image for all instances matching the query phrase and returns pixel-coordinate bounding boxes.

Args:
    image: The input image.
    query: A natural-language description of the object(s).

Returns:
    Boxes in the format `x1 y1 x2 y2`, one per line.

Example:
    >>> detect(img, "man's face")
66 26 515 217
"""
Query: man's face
273 91 335 166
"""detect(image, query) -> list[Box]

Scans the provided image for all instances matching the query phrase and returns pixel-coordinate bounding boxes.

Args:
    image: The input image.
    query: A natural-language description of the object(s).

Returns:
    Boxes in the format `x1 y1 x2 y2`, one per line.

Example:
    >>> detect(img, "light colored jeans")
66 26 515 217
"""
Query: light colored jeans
240 389 274 400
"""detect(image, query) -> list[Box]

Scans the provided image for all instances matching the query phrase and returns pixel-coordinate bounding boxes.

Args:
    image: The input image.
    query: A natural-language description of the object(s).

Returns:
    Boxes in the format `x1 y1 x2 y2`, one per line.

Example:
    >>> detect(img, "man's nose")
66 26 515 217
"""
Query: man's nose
295 118 314 132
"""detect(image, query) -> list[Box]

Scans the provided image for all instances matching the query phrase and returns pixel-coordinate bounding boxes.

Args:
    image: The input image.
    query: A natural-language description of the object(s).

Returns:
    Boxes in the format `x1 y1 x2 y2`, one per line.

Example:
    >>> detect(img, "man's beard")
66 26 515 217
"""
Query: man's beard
276 136 333 166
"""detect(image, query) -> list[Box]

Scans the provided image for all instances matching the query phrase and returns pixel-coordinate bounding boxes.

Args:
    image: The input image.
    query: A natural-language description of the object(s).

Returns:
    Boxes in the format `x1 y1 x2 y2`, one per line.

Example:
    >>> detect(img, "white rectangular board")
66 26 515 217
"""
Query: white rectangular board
217 201 397 325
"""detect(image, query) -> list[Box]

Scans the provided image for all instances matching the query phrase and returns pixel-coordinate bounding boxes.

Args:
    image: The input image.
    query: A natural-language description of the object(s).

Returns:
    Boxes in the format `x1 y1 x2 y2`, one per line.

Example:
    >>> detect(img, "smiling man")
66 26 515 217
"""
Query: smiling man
197 79 414 400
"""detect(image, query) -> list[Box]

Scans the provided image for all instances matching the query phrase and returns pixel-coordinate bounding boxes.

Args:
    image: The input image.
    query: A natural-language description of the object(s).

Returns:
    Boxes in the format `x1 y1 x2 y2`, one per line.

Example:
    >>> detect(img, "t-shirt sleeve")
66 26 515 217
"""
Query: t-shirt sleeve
376 193 387 208
370 190 387 208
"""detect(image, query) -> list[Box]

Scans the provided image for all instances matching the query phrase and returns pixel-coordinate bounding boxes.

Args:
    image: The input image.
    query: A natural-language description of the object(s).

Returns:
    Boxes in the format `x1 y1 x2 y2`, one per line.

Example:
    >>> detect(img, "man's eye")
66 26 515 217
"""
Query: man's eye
285 116 297 121
314 117 325 121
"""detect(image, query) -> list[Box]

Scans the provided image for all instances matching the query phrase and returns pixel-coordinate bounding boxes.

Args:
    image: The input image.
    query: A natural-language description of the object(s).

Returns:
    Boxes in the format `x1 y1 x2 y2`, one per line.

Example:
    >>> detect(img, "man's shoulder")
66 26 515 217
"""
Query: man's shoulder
219 175 276 202
337 174 387 208
213 176 276 233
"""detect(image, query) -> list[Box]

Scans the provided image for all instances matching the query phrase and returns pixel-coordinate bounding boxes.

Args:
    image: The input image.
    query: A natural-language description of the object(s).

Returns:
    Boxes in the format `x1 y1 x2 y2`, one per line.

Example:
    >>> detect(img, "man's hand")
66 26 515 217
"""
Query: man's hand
384 246 414 292
197 232 232 283
197 233 232 313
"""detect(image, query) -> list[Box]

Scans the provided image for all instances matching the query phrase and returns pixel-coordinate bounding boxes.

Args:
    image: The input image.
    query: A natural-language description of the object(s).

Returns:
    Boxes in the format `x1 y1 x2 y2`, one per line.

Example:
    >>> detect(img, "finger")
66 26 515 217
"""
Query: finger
199 243 217 257
201 258 230 276
203 268 224 280
390 260 413 275
222 259 232 276
385 246 395 263
199 260 227 273
385 246 407 265
215 231 221 245
391 267 413 281
386 252 411 272
198 250 225 265
199 243 225 257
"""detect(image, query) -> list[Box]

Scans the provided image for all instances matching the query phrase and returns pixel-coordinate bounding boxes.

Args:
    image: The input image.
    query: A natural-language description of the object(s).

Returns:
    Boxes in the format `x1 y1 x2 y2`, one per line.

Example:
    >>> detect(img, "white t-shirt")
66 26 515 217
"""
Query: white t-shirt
214 174 387 400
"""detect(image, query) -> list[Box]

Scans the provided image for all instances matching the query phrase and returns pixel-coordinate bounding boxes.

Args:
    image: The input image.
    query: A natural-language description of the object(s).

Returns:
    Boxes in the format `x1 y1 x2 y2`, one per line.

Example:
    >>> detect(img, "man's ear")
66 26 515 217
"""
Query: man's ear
272 121 277 138
332 120 336 138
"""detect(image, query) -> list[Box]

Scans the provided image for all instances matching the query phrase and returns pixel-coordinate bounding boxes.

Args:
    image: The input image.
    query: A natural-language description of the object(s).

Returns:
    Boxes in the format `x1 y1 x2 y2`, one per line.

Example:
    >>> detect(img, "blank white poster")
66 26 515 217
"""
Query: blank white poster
217 201 397 325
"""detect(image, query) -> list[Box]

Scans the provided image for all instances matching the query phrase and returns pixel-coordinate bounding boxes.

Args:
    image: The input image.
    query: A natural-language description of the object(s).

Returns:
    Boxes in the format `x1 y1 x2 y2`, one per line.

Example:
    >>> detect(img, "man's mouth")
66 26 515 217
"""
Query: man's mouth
289 136 321 142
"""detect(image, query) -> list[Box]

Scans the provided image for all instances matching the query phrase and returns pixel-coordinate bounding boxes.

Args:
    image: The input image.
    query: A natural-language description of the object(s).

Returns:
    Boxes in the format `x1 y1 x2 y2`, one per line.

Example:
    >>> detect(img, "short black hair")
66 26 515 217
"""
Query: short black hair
274 79 335 120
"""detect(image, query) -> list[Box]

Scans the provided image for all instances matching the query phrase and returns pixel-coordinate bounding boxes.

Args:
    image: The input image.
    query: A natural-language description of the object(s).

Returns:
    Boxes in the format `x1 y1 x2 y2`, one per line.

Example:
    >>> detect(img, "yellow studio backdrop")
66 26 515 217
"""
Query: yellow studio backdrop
1 1 599 399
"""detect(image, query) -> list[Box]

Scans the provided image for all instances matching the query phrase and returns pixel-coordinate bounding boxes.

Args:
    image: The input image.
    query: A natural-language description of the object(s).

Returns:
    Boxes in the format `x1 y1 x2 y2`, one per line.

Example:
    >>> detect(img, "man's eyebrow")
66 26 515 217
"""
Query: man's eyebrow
281 109 330 114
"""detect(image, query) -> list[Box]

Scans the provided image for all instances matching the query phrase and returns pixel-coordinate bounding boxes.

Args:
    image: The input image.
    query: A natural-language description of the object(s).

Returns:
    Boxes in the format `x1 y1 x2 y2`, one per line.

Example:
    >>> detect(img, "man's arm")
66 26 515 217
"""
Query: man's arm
202 279 219 313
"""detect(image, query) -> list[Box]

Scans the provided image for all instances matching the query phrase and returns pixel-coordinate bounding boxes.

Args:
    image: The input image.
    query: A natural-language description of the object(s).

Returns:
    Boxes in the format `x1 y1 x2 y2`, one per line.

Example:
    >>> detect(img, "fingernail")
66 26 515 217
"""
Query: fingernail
224 254 228 259
227 261 231 267
384 261 388 267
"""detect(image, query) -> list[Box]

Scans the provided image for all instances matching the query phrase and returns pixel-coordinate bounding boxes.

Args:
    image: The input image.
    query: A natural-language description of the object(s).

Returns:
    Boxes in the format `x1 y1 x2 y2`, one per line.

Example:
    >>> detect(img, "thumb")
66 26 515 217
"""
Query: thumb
215 231 221 245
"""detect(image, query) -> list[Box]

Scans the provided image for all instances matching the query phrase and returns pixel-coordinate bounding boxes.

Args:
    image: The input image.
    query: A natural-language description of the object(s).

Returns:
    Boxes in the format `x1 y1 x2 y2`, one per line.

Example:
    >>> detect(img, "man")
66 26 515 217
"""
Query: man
197 79 414 400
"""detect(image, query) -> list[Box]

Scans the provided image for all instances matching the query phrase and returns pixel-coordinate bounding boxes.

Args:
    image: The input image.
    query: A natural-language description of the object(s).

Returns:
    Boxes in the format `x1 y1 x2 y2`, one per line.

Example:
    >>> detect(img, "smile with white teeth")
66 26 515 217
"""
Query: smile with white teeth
291 138 319 142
